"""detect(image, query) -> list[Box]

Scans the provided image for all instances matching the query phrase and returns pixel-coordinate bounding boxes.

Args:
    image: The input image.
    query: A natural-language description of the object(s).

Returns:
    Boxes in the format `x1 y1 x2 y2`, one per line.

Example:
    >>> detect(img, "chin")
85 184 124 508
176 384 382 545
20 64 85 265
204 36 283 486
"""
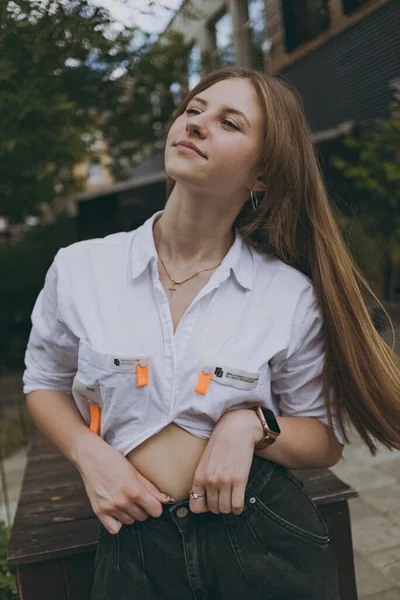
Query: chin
165 159 197 183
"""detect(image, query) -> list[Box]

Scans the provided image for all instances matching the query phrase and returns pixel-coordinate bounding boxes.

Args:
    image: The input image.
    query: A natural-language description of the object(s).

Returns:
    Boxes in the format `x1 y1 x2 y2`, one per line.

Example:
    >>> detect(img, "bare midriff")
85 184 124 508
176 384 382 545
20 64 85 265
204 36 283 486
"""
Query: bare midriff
125 423 209 501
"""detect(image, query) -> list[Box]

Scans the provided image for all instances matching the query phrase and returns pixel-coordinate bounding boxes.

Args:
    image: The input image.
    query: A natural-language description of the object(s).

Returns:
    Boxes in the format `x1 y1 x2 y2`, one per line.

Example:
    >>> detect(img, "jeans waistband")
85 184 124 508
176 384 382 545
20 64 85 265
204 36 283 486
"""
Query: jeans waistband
155 454 278 522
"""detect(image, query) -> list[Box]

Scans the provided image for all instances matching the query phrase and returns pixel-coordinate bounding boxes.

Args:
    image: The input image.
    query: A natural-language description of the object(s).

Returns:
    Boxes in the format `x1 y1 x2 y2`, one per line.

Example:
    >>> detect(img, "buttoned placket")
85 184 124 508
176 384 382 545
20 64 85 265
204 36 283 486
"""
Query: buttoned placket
151 259 232 421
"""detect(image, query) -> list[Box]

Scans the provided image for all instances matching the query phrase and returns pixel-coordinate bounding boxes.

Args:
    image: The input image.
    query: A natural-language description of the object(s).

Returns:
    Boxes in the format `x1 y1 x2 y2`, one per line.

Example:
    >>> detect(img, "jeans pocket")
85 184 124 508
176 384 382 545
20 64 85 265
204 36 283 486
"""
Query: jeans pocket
245 464 330 549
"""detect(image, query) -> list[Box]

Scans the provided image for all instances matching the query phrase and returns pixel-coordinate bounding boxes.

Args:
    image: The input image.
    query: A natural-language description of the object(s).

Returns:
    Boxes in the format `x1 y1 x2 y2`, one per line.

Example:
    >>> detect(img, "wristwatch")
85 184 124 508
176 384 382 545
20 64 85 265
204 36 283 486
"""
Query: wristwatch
251 406 281 450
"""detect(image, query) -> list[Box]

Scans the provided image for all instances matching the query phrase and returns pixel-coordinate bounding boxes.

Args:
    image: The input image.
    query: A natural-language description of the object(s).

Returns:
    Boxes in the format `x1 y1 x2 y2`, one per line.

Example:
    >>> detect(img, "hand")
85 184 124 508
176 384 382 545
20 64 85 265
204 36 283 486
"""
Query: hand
189 408 262 516
76 434 175 534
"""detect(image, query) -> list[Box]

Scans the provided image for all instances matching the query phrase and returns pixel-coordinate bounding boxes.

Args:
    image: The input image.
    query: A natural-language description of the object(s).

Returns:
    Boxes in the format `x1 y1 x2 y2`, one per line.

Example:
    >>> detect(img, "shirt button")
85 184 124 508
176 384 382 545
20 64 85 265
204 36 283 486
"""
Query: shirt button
176 507 188 518
249 497 256 504
138 359 147 368
203 367 212 376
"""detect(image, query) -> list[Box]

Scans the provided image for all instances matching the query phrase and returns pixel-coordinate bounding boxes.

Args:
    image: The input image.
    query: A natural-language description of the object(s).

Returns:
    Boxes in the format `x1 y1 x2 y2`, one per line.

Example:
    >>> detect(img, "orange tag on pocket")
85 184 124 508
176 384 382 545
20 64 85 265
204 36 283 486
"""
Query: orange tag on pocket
136 363 149 387
89 404 101 435
195 370 213 395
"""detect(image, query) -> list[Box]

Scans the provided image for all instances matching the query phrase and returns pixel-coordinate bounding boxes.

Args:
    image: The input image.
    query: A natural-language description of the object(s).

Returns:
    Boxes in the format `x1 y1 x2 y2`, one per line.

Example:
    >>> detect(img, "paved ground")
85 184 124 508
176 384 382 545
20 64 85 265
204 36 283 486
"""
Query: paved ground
0 446 27 526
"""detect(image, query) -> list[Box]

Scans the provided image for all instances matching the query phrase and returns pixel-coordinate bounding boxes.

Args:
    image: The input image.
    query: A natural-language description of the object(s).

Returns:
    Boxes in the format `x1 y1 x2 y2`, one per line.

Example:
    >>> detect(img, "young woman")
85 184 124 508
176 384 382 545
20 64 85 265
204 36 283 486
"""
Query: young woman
24 67 400 599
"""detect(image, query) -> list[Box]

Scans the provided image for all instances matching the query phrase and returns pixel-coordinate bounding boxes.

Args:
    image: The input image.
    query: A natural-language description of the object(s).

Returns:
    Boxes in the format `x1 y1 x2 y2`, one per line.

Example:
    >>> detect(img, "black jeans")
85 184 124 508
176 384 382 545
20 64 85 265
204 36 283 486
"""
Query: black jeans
91 455 340 600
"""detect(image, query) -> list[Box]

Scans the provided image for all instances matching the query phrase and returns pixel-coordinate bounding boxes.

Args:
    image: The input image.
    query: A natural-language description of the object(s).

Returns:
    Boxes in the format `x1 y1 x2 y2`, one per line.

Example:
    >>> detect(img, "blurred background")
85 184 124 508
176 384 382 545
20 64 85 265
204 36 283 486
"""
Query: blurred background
0 1 399 598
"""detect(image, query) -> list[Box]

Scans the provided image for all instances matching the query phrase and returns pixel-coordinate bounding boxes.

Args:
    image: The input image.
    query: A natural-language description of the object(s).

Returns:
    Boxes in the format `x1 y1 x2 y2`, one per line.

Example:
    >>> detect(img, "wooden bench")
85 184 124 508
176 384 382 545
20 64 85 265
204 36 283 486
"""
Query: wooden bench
7 430 359 599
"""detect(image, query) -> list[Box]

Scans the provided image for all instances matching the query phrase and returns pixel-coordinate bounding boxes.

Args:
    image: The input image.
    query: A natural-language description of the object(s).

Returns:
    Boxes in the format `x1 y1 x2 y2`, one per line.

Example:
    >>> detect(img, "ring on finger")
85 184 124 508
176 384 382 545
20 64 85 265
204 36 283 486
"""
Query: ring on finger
189 489 206 499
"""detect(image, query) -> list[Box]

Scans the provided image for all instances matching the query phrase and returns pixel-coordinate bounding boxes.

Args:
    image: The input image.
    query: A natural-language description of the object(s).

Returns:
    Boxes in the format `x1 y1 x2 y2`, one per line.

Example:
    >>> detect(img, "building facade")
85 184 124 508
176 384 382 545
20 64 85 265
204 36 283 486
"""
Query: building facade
75 0 399 253
165 0 399 138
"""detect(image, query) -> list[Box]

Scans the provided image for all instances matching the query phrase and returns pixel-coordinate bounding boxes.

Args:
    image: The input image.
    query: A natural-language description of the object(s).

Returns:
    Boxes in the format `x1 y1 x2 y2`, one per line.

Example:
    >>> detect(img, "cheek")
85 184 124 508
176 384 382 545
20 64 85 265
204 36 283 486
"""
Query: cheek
219 142 258 176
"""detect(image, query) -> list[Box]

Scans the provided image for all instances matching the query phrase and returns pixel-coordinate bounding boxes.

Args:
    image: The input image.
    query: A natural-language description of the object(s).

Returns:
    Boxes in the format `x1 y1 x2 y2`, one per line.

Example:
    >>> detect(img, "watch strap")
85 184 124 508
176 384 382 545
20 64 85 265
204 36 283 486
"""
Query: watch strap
252 405 280 450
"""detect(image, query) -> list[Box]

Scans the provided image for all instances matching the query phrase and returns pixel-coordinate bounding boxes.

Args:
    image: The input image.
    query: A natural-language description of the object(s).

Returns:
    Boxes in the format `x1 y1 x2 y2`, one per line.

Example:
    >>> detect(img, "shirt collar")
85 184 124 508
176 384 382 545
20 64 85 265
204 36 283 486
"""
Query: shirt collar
130 210 253 291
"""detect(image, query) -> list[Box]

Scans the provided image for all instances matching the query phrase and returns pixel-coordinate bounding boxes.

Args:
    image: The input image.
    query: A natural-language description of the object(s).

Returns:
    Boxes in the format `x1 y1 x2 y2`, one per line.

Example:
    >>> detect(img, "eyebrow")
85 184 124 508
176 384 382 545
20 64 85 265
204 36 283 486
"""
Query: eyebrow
191 96 251 128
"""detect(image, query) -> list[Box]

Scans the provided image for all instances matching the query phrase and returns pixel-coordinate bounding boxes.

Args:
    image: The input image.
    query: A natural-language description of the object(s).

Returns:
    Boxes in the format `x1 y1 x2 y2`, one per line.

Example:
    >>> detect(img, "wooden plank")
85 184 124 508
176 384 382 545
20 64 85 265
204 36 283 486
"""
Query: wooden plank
294 468 358 504
318 501 358 600
8 519 98 568
16 558 67 600
63 553 95 600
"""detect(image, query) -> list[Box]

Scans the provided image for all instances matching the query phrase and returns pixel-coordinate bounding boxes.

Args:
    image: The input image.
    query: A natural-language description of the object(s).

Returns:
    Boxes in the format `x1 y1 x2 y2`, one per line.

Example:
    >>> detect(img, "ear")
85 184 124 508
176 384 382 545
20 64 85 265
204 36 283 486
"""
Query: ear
251 174 266 193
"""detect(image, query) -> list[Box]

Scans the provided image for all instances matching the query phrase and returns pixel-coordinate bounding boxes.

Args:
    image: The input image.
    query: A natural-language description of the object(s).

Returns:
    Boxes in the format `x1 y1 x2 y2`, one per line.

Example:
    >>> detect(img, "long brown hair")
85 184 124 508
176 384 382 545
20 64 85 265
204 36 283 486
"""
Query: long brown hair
165 66 400 455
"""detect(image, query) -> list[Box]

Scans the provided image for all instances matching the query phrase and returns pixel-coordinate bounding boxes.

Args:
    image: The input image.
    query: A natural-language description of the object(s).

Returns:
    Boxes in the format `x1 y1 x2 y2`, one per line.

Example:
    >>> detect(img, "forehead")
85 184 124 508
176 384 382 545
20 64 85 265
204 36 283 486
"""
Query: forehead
192 78 263 126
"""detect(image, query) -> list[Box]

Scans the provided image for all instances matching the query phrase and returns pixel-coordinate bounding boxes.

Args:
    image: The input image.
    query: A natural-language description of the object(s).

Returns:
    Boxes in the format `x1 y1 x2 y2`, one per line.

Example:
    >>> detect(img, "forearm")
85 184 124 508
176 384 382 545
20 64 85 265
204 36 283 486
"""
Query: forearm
254 415 343 469
26 389 99 469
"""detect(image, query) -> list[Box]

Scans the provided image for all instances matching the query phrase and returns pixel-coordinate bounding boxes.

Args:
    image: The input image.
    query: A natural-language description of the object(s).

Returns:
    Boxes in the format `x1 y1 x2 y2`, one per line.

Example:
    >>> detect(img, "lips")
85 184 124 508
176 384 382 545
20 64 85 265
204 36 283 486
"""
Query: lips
175 140 207 158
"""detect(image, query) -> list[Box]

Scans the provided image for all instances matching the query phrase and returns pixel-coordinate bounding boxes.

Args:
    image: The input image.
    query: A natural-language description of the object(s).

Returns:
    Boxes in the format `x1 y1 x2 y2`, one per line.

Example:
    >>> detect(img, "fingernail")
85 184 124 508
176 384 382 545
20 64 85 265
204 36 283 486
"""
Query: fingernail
161 493 176 501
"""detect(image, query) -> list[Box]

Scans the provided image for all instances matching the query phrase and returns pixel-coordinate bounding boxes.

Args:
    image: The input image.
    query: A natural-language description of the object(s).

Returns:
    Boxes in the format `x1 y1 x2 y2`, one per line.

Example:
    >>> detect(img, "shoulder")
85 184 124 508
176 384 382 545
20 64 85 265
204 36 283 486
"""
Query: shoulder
251 247 316 303
54 230 136 272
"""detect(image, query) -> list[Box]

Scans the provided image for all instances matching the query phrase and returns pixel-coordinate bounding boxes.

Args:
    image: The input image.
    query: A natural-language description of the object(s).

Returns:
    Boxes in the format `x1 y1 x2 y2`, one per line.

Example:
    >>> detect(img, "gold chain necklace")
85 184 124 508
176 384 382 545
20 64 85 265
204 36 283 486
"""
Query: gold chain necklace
156 249 222 294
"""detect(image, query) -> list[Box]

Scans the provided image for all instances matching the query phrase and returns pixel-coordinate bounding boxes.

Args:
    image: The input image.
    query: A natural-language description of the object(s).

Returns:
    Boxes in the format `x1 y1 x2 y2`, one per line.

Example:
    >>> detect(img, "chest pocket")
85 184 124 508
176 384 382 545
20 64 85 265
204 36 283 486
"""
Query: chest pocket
194 359 267 422
72 340 150 440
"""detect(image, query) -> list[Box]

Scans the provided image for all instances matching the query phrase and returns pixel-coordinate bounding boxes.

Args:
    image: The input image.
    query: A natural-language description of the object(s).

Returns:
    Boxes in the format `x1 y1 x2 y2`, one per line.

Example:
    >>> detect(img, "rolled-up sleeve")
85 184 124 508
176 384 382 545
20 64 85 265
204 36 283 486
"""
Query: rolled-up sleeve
270 284 344 445
23 250 78 395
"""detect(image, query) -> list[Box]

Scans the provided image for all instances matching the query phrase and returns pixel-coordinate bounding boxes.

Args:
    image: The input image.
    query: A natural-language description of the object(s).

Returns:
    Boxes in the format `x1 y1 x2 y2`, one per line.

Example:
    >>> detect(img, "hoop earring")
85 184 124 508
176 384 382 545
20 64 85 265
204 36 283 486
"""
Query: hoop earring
250 189 259 211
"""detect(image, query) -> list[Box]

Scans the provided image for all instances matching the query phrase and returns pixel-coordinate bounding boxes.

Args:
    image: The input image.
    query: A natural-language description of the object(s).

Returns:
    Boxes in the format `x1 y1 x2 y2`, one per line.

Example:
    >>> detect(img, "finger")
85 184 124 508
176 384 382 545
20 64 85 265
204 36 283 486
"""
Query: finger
101 514 123 535
218 484 233 514
189 486 208 514
114 505 146 523
113 510 136 526
113 497 151 522
231 481 247 516
138 473 176 503
206 486 220 514
134 487 165 519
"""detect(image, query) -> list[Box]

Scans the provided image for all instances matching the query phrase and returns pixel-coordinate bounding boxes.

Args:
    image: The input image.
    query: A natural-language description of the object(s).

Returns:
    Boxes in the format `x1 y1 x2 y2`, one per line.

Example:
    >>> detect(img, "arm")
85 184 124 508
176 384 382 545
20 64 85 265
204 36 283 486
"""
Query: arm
250 412 344 469
264 283 345 468
24 253 172 533
25 389 99 469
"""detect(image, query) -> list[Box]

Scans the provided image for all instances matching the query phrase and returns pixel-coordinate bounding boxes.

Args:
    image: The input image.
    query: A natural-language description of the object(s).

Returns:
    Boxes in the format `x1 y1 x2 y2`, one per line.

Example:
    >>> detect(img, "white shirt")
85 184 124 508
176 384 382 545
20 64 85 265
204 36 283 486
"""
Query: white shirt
23 210 344 455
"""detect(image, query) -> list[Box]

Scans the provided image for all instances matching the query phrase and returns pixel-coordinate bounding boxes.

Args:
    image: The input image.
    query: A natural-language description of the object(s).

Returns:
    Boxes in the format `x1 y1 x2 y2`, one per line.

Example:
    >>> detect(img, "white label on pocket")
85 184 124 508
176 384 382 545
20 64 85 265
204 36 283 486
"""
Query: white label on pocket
72 378 102 406
107 355 150 372
201 363 260 390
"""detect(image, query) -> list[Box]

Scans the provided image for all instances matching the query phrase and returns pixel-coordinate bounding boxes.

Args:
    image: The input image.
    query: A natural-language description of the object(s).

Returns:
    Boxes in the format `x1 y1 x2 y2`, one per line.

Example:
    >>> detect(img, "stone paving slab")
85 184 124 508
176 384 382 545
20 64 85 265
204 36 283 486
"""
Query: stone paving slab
331 425 400 598
0 446 27 526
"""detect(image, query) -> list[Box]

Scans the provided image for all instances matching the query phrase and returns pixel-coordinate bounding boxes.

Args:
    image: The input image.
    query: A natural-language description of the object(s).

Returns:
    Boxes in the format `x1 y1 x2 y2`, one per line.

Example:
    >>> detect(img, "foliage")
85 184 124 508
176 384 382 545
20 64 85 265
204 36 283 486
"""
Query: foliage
0 216 77 370
0 522 17 599
331 101 400 299
0 0 136 223
102 29 189 181
0 0 189 223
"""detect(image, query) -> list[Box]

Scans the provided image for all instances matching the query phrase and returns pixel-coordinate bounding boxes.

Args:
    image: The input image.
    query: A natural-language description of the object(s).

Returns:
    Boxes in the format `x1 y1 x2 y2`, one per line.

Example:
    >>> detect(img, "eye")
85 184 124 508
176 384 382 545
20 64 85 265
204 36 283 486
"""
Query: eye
184 108 240 131
222 119 240 131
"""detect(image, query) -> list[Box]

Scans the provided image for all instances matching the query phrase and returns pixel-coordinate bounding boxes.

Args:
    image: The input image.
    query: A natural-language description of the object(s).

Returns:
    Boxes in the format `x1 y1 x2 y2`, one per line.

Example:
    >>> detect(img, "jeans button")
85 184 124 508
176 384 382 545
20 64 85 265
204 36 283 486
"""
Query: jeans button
176 507 188 518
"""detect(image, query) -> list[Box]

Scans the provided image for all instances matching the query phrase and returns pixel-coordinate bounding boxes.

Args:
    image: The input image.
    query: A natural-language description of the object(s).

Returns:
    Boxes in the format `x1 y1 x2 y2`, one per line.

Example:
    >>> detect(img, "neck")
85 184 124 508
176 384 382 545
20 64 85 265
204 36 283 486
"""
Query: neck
153 185 239 270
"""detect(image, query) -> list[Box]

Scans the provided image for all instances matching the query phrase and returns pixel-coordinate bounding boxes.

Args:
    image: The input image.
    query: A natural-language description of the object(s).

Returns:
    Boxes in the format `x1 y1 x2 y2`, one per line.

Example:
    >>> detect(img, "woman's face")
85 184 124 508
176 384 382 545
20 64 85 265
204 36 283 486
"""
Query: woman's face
164 78 265 198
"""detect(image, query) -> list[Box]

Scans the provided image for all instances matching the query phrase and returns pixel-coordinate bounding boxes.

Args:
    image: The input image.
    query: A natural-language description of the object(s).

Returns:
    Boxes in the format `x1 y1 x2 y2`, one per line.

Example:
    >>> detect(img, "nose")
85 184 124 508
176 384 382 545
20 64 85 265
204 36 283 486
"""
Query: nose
186 114 207 138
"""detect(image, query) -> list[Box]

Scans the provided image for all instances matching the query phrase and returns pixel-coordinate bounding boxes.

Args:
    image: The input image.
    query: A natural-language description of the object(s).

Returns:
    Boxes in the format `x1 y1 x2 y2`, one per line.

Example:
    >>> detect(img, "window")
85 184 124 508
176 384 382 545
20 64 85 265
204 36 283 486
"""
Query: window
282 0 330 53
342 0 368 15
87 160 104 185
188 45 201 89
248 0 268 71
214 12 235 67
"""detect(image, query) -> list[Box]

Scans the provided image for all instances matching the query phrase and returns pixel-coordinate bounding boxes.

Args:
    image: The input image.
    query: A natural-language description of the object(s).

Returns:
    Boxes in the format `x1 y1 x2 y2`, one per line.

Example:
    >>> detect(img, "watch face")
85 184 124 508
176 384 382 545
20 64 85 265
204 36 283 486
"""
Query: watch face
261 407 281 434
